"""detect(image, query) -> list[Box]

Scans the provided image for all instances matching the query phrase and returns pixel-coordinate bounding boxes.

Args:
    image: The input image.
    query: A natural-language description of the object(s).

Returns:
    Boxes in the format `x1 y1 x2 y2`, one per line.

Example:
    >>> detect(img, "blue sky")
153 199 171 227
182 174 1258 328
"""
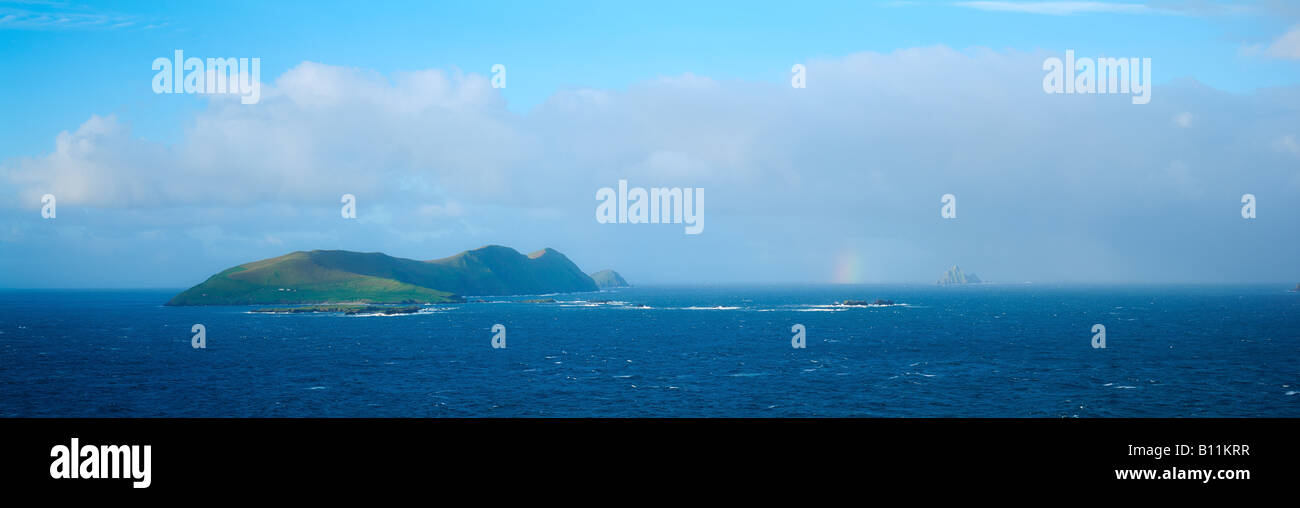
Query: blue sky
3 0 1297 158
2 1 1299 287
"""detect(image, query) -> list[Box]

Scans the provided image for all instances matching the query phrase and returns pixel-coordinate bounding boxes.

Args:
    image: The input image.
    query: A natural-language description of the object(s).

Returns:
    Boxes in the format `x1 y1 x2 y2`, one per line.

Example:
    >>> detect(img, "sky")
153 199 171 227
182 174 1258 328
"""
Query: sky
1 0 1299 287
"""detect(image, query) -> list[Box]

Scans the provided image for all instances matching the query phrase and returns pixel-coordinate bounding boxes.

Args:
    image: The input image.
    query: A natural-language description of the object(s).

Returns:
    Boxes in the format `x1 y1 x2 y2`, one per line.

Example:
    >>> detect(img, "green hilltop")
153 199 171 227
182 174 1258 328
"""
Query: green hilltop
167 245 608 306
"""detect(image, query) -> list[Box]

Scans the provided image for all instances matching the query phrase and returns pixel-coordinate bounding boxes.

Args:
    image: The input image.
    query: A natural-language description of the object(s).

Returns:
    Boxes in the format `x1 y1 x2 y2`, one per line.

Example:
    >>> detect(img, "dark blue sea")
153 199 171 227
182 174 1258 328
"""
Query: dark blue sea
1 285 1296 417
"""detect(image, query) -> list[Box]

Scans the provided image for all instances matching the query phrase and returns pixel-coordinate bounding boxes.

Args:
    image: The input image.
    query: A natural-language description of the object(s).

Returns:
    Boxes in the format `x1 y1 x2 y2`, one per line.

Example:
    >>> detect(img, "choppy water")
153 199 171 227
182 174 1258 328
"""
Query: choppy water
0 285 1296 417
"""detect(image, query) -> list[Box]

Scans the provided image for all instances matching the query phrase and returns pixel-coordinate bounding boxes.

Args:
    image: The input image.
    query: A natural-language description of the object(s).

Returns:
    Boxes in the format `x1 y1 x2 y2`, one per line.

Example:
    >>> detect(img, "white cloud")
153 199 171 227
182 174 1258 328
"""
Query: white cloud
3 47 1299 284
4 114 170 207
0 4 146 31
953 1 1157 16
1266 25 1300 60
4 62 526 209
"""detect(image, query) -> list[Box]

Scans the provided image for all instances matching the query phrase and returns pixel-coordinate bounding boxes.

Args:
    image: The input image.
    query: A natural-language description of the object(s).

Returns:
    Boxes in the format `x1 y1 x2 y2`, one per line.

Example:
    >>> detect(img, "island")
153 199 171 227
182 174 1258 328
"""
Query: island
589 269 630 288
167 245 625 306
938 265 981 285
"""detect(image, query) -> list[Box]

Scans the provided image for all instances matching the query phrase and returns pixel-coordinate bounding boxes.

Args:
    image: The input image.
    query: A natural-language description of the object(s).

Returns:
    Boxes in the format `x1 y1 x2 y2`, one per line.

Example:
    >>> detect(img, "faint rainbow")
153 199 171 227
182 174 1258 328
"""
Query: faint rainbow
832 249 862 284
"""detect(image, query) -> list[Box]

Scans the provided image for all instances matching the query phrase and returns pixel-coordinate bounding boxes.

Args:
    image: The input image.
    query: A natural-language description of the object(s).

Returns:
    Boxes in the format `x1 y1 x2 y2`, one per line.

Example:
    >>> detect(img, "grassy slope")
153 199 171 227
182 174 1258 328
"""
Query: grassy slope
166 252 457 305
167 246 598 305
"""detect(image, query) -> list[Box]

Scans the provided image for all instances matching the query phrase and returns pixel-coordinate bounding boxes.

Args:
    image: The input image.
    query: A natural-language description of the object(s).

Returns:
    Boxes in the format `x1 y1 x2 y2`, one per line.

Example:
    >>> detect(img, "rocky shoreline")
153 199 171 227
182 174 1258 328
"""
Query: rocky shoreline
251 304 424 315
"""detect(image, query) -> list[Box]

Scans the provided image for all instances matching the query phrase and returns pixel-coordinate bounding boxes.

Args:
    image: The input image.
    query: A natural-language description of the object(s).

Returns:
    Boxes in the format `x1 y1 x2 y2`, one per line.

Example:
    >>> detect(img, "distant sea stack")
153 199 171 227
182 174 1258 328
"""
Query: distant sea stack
590 269 630 288
1291 283 1300 292
167 245 607 305
938 265 981 285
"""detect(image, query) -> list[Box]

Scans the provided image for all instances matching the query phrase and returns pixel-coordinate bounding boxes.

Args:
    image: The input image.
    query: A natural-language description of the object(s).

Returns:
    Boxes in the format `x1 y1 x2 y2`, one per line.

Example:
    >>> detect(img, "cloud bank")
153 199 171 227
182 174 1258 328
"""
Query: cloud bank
3 46 1298 286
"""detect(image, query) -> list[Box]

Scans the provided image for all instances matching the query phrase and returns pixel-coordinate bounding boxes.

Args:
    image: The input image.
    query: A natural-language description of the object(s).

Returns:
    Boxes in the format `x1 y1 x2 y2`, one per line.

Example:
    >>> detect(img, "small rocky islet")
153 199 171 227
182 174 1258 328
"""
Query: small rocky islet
839 299 898 307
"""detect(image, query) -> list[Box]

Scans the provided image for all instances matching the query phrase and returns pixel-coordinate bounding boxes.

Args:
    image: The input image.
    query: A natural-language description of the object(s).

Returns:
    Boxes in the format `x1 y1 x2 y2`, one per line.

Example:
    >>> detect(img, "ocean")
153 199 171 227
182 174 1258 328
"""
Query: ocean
1 285 1296 417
